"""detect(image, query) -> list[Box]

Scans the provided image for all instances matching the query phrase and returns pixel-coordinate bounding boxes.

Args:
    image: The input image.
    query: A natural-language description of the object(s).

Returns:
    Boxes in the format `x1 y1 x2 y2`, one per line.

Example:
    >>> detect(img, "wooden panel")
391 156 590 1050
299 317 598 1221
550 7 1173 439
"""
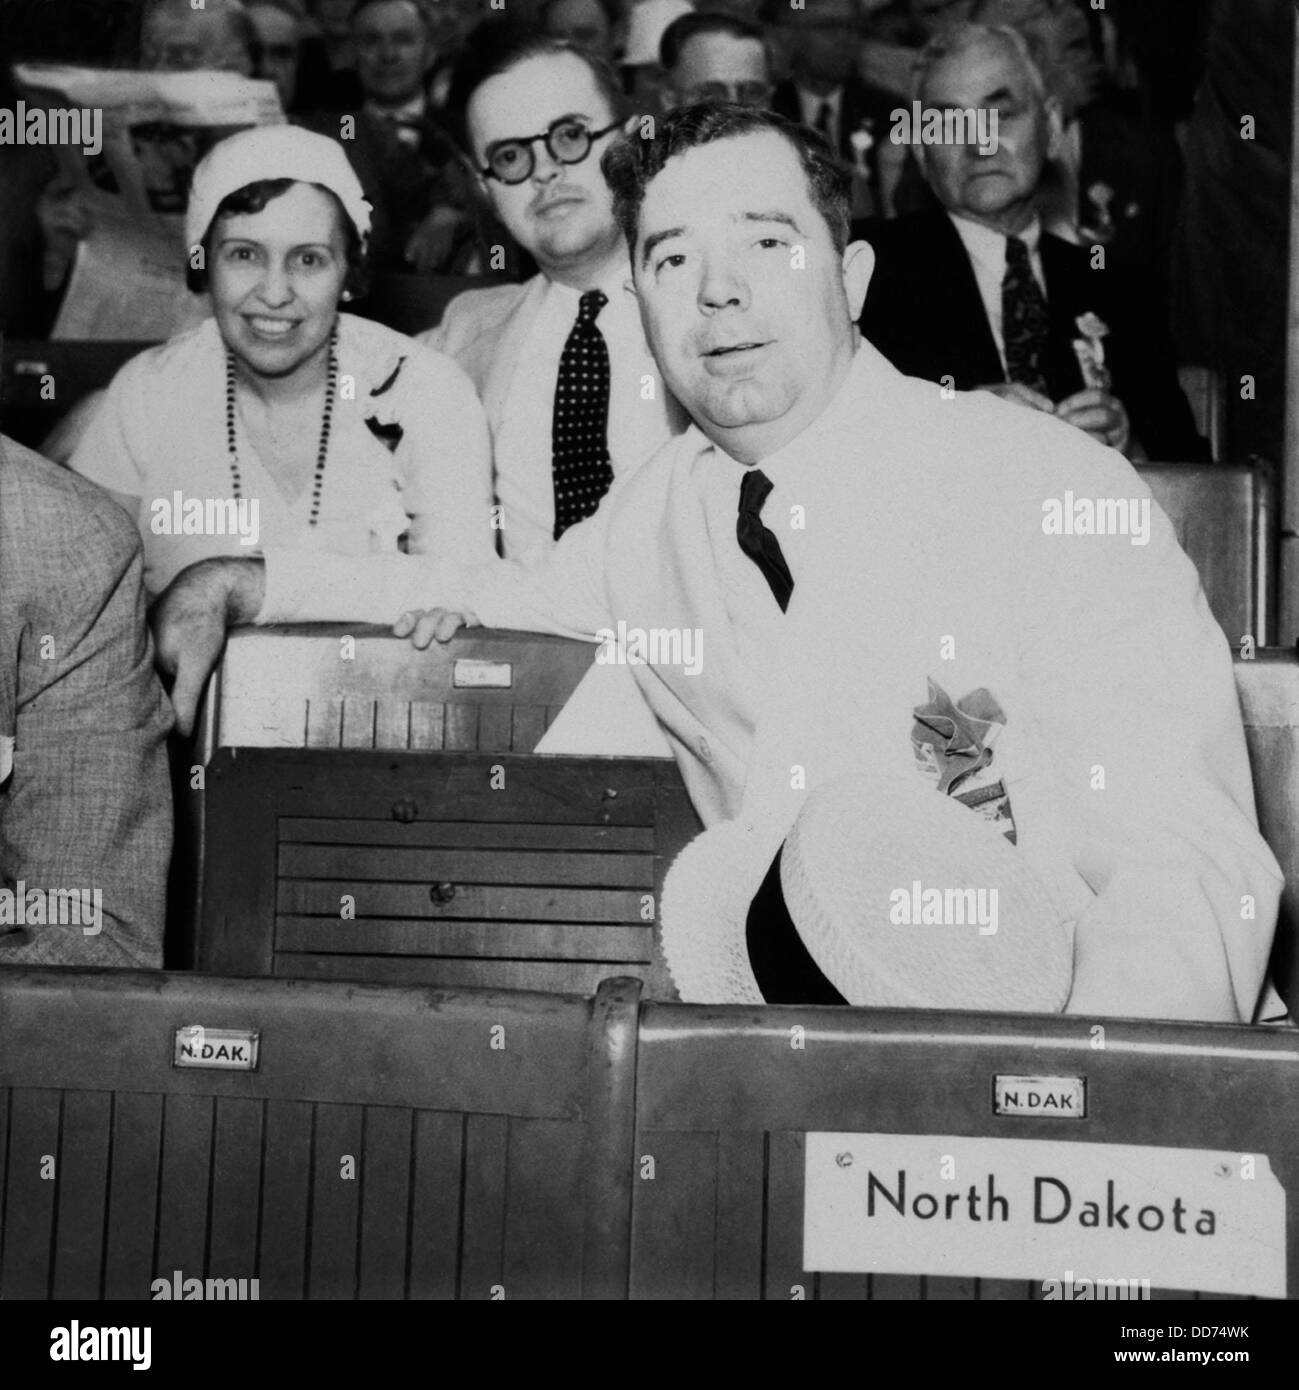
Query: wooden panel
0 1090 8 1278
501 1118 584 1299
926 1274 978 1300
305 698 343 748
277 956 632 994
103 1092 163 1300
409 1111 464 1300
409 703 445 749
713 1129 765 1300
1 1088 62 1299
278 820 655 852
341 698 376 749
819 1272 870 1300
978 1278 1035 1300
258 1100 312 1300
208 1097 264 1283
358 1106 413 1300
479 704 513 752
374 700 411 750
762 1130 806 1301
444 704 479 751
871 1274 925 1299
308 1103 363 1300
511 706 547 751
155 1094 213 1282
279 845 655 887
275 919 655 961
459 1114 508 1299
278 881 647 923
629 1129 717 1299
52 1090 113 1299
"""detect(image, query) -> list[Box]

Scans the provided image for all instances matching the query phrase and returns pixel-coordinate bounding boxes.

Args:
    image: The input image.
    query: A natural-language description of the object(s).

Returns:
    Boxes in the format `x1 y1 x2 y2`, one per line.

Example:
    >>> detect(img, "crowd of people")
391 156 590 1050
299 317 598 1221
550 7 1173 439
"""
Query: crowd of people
0 0 1291 1027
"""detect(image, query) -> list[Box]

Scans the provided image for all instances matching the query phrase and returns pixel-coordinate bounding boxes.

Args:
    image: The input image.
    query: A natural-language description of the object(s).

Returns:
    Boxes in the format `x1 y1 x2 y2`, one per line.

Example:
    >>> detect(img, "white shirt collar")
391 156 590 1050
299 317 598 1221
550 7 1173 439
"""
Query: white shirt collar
365 94 428 125
948 210 1042 271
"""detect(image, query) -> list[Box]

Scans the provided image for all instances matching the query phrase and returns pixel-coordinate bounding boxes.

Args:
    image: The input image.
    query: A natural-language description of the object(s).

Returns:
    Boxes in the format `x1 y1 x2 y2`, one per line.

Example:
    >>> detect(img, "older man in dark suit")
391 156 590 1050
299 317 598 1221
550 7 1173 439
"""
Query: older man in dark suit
0 436 172 967
858 20 1205 461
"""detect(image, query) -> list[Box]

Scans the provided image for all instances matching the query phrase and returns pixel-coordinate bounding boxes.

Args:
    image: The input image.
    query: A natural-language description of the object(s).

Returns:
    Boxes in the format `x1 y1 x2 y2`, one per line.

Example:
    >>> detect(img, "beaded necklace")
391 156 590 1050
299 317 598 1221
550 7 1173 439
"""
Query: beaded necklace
224 323 339 528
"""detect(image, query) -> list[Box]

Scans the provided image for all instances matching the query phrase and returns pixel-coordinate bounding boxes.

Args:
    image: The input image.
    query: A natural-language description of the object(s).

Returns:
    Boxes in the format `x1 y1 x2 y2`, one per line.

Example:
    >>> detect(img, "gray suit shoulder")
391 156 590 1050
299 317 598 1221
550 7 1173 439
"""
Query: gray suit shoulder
0 436 140 573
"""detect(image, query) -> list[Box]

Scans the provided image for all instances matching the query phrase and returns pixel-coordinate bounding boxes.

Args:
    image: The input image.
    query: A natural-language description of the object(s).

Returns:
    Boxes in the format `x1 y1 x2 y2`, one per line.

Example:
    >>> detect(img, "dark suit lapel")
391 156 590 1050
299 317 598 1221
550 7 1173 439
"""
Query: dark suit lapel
929 214 1006 388
1039 234 1087 400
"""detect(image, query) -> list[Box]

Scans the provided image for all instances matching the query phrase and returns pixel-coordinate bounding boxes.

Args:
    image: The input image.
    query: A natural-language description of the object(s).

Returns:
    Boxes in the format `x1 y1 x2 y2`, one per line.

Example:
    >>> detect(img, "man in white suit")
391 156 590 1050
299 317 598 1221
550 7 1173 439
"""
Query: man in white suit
420 38 685 564
154 105 1280 1023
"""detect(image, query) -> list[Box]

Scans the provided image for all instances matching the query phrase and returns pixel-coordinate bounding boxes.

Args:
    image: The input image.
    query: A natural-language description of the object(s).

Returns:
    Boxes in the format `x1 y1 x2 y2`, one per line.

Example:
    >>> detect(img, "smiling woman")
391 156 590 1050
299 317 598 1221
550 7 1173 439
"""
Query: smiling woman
67 126 496 594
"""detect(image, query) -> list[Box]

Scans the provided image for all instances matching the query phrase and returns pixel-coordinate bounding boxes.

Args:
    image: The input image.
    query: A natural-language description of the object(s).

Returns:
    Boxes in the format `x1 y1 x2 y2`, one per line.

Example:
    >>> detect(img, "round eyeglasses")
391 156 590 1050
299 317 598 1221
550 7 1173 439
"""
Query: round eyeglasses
478 117 623 184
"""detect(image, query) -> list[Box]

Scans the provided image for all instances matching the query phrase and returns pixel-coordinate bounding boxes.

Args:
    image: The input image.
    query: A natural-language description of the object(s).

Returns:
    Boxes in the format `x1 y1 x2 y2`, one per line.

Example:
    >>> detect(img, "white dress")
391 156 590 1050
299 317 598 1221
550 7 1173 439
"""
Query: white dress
69 312 496 594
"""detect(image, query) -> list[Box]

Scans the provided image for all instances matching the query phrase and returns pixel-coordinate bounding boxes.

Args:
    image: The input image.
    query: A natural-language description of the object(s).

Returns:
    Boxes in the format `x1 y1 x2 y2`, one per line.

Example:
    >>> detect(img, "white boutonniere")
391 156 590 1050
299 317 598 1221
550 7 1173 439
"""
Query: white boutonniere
1080 180 1117 244
1072 312 1112 391
849 119 875 176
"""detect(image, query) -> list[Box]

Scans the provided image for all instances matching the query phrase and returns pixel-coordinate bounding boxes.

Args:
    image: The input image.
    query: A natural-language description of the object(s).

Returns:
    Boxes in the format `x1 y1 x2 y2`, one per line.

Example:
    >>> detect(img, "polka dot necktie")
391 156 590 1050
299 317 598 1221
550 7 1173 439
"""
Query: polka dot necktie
552 289 614 539
1001 234 1050 395
736 468 794 612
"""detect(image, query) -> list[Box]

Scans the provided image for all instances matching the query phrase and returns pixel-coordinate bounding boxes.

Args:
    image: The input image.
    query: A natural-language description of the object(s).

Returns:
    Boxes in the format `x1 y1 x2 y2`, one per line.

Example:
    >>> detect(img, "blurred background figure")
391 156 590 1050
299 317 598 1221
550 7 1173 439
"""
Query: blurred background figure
303 0 365 105
621 0 694 110
659 11 774 110
307 0 481 271
1173 0 1293 465
541 0 621 63
248 0 311 110
139 0 257 74
972 0 1182 322
766 0 895 215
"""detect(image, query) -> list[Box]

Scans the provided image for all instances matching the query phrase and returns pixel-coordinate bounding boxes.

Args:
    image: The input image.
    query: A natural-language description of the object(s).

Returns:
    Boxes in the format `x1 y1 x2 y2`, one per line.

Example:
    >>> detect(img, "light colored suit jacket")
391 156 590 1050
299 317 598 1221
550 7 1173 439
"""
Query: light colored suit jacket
0 437 173 967
260 343 1281 1023
419 277 549 439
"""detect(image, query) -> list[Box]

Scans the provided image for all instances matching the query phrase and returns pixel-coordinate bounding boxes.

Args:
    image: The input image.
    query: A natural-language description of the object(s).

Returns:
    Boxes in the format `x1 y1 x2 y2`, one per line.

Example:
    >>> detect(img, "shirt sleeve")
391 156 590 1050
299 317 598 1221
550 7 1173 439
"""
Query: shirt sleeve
66 350 153 501
391 344 497 564
1019 469 1282 1022
259 481 619 640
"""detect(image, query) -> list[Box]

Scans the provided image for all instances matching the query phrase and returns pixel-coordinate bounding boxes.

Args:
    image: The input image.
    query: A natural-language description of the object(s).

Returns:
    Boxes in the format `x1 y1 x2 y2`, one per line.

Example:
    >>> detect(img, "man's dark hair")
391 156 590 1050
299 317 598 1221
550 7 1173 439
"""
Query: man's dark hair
467 35 629 132
659 11 767 72
186 177 369 297
602 103 852 259
350 0 432 37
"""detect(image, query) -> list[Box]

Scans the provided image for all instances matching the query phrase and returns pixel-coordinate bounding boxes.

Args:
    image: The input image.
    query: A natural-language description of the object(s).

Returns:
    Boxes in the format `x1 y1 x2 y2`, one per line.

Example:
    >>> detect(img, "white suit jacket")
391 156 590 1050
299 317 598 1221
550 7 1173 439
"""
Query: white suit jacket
418 277 547 434
261 342 1282 1024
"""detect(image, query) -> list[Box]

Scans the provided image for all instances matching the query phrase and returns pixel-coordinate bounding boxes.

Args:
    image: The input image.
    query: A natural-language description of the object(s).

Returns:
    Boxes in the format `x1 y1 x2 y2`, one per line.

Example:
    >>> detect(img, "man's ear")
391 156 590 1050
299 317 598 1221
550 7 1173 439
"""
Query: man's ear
841 239 875 320
1043 94 1066 161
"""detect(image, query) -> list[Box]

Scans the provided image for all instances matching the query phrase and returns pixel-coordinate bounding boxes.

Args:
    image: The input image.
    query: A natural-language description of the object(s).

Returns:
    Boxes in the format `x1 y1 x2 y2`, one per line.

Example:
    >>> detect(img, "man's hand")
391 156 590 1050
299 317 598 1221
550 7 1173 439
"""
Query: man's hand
975 381 1057 414
36 173 94 291
394 607 478 647
1054 388 1132 454
150 558 266 737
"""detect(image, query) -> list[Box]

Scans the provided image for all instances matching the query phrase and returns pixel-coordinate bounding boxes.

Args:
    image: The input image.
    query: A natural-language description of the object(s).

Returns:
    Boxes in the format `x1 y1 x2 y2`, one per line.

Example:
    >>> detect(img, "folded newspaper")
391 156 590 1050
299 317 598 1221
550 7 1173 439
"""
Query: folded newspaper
13 64 284 341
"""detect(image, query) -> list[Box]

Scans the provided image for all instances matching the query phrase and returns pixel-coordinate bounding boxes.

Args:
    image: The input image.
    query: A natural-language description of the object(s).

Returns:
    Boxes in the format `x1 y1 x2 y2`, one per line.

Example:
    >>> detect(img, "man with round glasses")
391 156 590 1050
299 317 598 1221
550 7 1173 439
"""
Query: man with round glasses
418 37 685 566
659 12 776 112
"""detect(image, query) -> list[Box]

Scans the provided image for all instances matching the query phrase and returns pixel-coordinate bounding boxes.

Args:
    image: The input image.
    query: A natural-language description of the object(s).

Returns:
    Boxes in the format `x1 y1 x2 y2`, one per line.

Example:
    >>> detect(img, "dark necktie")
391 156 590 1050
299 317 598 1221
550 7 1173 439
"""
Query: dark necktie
736 468 794 612
1001 234 1050 394
552 289 614 539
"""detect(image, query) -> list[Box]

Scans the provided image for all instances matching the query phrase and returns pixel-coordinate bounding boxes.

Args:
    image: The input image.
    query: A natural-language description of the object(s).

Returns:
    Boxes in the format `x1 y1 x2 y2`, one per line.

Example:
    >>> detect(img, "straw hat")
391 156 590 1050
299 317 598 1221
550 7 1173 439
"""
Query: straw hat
661 773 1075 1011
